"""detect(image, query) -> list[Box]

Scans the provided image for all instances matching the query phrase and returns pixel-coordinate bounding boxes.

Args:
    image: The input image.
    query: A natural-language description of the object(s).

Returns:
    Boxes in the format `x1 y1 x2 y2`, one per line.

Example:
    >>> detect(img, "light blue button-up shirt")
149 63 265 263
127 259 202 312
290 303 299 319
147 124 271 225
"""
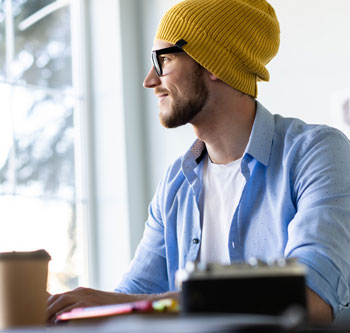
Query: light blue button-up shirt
116 102 350 317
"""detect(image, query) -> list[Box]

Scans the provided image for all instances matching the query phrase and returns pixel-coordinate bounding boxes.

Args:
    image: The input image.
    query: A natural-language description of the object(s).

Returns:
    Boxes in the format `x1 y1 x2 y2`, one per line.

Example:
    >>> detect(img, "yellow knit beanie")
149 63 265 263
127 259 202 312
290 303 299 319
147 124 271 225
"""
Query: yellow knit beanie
155 0 280 98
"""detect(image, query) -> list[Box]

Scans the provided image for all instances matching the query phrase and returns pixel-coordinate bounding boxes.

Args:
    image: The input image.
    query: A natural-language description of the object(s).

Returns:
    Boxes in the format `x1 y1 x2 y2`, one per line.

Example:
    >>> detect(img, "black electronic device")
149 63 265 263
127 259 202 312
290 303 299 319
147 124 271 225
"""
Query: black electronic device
177 258 307 316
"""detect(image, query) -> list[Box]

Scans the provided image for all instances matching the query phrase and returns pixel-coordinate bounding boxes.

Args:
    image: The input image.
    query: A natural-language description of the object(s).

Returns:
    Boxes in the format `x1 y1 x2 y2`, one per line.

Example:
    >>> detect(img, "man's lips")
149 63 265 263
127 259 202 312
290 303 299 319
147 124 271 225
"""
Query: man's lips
155 91 169 101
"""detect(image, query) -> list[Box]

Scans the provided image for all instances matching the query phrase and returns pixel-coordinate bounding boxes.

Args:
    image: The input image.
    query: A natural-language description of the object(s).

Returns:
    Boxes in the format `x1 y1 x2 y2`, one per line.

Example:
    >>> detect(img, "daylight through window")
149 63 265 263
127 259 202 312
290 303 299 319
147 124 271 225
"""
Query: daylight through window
0 0 81 293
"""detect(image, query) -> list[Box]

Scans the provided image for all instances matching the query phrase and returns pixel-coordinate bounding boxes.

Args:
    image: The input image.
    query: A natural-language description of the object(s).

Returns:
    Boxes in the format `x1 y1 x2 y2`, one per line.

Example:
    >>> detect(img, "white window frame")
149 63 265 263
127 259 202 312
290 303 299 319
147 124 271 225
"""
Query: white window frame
71 0 131 290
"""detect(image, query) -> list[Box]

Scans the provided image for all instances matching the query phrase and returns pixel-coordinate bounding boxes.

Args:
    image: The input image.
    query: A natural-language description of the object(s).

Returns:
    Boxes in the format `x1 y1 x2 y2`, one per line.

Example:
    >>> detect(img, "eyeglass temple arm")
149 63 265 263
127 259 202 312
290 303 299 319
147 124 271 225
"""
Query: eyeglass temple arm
175 39 188 48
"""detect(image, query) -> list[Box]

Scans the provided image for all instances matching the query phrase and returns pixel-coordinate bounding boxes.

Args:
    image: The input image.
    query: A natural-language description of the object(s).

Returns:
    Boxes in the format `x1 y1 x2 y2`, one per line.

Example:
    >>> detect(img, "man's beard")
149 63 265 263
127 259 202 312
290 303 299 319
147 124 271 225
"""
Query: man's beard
160 67 209 128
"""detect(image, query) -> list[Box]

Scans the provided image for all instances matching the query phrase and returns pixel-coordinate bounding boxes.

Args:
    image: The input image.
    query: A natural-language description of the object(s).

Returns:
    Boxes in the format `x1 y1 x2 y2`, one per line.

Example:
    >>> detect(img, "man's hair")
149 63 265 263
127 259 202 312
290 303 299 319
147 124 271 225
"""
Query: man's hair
155 0 280 98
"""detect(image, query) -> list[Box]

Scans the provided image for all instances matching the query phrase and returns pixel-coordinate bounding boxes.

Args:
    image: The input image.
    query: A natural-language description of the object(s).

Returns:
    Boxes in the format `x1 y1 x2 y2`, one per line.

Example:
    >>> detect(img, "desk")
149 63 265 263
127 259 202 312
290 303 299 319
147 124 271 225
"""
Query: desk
2 313 349 333
0 314 350 333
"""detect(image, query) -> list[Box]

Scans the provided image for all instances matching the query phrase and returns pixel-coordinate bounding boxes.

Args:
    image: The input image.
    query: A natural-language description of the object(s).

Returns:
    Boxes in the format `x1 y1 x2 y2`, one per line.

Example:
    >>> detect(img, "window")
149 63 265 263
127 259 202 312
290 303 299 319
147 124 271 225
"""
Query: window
0 0 81 294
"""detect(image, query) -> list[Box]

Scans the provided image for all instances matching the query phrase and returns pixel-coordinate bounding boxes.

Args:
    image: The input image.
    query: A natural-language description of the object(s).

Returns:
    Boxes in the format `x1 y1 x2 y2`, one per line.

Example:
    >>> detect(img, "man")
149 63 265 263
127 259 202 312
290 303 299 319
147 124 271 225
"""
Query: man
47 0 350 323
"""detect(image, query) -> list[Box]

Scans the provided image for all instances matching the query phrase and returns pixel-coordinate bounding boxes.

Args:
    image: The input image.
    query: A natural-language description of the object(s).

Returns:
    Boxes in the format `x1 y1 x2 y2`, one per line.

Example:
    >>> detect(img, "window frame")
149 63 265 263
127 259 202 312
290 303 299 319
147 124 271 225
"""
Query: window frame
71 0 131 290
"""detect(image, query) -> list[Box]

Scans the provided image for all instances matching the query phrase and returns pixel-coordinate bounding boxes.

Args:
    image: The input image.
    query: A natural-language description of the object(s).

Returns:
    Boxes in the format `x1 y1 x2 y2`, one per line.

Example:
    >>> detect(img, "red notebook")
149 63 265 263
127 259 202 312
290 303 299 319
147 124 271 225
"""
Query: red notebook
56 300 153 321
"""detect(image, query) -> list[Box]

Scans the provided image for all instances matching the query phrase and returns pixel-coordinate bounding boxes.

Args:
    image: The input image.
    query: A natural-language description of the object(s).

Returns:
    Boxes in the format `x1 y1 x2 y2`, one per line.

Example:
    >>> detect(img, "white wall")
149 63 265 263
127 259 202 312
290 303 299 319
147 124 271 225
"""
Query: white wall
259 0 350 125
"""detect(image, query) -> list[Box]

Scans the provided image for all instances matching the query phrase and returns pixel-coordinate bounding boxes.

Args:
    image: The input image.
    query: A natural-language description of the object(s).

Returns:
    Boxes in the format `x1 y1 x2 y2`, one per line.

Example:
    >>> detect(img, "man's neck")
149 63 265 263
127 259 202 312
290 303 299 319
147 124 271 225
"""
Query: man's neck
192 94 256 165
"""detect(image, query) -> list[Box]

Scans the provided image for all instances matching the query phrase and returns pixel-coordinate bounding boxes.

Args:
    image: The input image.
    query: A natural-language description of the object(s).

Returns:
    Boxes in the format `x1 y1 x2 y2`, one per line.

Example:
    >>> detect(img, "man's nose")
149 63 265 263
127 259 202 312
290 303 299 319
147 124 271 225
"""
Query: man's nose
143 67 161 88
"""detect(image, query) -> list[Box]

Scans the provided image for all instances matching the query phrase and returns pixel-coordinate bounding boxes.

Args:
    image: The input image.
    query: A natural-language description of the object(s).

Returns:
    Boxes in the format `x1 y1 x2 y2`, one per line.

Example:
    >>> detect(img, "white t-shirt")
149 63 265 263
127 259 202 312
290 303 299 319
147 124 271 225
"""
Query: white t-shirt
199 155 246 265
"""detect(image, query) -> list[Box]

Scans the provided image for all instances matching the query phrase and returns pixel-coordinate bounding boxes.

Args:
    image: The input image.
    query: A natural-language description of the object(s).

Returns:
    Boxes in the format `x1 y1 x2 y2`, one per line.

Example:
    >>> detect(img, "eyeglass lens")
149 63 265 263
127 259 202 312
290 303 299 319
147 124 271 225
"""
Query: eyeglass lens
151 46 186 76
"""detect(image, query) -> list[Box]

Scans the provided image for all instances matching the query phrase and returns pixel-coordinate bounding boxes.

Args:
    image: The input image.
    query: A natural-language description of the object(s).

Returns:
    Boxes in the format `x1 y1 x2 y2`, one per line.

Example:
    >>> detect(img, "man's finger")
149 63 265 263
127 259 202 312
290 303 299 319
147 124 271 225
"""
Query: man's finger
46 293 76 321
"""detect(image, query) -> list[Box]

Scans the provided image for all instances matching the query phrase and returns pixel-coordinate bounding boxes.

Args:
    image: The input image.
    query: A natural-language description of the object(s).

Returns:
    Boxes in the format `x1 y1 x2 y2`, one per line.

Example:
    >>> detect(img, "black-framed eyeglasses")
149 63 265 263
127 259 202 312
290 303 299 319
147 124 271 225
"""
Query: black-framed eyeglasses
152 39 187 76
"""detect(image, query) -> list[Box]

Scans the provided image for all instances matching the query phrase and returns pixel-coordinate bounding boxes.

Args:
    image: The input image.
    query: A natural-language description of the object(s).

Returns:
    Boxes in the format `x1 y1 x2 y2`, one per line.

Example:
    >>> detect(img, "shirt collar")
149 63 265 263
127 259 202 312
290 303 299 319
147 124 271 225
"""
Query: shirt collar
182 139 206 175
182 101 275 172
244 101 275 166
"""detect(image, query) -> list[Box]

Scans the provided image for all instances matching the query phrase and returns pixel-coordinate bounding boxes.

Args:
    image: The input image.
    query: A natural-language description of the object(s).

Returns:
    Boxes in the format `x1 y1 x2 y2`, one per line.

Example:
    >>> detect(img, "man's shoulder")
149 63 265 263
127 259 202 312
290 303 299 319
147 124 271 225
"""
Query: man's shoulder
253 103 350 168
248 103 349 166
269 113 350 171
272 113 349 147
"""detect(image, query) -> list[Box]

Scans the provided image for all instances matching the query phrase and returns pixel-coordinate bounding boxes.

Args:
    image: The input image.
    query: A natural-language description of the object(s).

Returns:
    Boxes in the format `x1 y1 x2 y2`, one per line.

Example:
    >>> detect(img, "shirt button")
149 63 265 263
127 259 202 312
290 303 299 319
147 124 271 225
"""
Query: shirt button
192 238 200 244
231 241 235 248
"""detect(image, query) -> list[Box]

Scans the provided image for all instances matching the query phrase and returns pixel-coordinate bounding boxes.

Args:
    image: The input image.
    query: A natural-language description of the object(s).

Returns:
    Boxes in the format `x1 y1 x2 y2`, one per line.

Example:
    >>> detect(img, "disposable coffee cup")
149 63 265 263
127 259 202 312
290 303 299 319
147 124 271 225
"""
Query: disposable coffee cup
0 249 51 329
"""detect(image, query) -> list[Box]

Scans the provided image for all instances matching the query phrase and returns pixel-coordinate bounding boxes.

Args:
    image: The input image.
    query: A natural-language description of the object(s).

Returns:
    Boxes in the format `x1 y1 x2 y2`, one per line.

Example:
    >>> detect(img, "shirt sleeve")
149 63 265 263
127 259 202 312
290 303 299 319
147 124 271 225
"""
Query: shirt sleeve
115 171 169 295
284 127 350 318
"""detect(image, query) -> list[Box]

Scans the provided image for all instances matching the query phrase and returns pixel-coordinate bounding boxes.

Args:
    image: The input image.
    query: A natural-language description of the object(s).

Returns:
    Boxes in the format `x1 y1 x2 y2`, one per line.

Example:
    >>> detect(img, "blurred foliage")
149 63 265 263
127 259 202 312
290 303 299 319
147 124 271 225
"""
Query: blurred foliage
0 0 74 197
0 0 77 291
0 104 75 195
0 0 72 88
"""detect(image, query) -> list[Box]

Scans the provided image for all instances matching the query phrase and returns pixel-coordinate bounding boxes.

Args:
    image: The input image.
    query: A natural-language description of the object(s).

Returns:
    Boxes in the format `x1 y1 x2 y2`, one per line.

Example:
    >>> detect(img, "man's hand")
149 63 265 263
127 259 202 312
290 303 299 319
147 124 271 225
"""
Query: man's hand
306 287 332 324
47 287 178 324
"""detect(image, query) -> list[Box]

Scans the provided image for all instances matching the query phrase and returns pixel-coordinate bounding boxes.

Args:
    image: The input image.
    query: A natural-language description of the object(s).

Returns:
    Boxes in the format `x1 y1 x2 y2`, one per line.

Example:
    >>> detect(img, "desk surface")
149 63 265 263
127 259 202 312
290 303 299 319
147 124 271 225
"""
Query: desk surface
2 313 350 333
